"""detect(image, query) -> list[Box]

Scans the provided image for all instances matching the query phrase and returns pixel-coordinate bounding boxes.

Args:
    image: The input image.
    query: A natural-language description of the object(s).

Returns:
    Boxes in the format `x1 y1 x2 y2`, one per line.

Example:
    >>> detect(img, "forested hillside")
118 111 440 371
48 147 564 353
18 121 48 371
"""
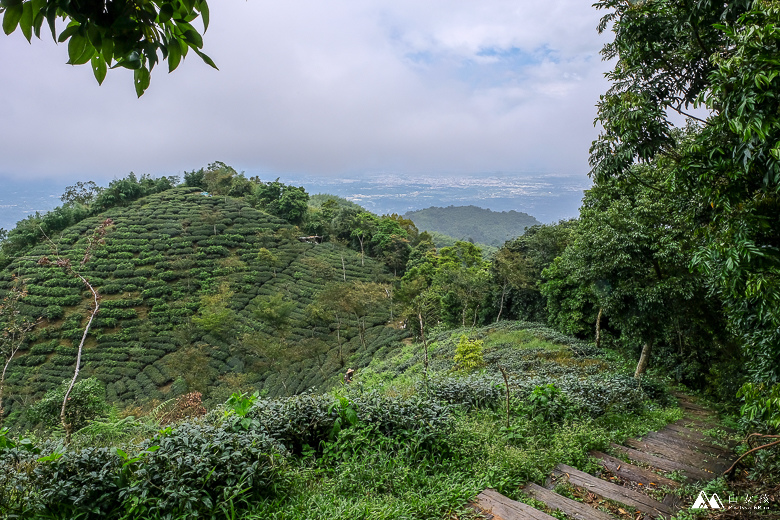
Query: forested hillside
404 205 541 247
0 186 406 421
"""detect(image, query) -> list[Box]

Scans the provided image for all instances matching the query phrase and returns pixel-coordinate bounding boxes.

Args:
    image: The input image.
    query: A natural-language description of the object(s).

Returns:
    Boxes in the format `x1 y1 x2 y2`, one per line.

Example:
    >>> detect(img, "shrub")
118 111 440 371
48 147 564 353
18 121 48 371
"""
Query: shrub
133 423 285 517
27 377 108 431
453 335 485 372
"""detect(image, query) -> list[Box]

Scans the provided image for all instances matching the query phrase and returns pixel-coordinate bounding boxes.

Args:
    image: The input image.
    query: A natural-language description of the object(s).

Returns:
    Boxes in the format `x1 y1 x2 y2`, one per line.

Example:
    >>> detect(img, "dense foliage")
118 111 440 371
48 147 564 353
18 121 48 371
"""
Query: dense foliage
589 0 780 385
0 322 683 519
0 0 214 96
0 183 410 428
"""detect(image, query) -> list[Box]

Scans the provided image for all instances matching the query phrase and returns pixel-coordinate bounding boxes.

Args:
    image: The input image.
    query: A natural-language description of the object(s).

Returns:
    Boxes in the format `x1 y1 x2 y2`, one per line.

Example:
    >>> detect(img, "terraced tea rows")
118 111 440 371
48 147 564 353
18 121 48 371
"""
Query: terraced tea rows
0 187 404 419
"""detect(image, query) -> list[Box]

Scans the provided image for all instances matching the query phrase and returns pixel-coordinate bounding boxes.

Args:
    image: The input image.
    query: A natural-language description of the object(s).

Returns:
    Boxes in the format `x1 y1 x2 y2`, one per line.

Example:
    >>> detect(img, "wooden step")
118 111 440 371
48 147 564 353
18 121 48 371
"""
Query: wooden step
645 430 733 458
677 400 713 413
609 443 715 481
551 464 672 519
675 417 736 434
523 482 615 520
590 451 680 489
624 438 730 473
662 423 738 449
474 489 558 520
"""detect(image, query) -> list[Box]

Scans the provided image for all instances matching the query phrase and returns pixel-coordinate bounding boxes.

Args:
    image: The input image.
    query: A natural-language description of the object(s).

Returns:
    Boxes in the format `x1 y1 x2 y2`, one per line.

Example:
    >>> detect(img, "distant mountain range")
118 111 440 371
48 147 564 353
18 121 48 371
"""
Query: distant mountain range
405 205 541 247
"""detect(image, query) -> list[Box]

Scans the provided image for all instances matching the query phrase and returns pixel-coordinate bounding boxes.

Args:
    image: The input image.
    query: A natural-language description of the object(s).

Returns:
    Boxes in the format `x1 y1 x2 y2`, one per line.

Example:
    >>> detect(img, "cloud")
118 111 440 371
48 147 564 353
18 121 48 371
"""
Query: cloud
0 0 612 181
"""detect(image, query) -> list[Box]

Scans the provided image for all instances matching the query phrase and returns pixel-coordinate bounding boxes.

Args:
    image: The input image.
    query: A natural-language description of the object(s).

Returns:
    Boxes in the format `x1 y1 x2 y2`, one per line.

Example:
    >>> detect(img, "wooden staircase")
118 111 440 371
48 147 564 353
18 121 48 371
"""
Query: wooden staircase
472 396 736 520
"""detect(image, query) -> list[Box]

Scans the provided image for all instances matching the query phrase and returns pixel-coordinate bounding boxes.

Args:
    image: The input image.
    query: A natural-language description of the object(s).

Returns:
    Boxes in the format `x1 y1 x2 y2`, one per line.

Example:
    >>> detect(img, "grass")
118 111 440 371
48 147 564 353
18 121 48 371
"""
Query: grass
232 402 683 520
1 322 692 520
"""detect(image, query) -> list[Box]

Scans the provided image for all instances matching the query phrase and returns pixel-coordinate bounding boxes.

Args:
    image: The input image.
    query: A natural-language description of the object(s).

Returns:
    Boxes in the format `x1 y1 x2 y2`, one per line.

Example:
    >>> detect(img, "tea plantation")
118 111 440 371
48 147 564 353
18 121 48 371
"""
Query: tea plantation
1 321 694 520
0 187 404 421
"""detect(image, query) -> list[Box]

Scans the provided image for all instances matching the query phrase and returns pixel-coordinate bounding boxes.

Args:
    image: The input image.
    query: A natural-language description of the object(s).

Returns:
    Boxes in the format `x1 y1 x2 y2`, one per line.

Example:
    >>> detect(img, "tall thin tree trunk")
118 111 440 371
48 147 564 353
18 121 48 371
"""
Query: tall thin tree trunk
0 357 11 427
61 275 99 444
419 311 428 379
595 307 603 349
499 366 510 429
634 341 652 378
496 284 507 323
341 255 346 281
336 314 343 365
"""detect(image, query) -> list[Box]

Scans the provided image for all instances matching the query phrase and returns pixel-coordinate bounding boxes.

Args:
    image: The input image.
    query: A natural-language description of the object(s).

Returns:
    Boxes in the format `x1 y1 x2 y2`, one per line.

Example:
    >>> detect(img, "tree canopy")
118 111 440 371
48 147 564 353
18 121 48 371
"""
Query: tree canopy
0 0 215 96
591 0 780 383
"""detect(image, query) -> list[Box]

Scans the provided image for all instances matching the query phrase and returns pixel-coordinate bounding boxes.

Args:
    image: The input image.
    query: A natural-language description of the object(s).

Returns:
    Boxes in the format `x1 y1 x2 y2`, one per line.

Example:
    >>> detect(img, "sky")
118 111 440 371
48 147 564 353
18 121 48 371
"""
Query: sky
0 0 612 184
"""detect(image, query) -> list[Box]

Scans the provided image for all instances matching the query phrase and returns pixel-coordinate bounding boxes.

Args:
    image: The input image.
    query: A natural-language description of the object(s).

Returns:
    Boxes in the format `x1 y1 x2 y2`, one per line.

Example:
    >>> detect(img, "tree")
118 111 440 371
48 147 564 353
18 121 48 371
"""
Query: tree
60 181 104 206
543 162 728 379
492 221 578 323
591 0 780 382
27 377 107 432
256 247 281 277
37 218 112 443
251 293 294 339
250 180 310 225
192 282 237 338
1 0 216 96
0 278 38 427
491 248 529 323
350 212 377 266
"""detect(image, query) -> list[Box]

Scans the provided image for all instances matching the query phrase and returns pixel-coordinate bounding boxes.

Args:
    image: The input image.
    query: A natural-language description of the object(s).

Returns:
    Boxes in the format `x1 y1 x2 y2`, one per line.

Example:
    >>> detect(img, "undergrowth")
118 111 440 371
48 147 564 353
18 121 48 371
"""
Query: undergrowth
0 322 683 520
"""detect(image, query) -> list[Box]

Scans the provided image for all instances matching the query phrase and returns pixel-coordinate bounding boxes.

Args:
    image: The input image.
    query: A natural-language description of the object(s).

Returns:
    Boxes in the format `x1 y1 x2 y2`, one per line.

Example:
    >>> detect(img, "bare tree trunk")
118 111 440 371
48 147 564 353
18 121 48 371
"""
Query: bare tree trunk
634 341 652 378
419 311 428 379
341 255 346 281
496 284 508 323
61 274 100 444
358 236 365 266
499 366 510 429
335 313 343 365
0 336 22 428
0 357 12 427
595 307 603 349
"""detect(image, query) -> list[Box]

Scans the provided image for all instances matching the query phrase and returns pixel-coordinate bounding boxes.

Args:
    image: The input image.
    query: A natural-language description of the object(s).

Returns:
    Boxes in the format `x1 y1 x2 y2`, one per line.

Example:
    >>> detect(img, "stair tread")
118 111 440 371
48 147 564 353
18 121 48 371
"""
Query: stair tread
524 482 617 520
552 464 672 518
474 489 559 520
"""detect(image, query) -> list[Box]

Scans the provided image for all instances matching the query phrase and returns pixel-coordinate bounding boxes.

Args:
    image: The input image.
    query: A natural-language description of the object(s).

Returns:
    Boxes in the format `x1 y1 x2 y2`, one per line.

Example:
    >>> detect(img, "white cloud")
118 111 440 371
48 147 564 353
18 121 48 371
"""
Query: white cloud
0 0 612 181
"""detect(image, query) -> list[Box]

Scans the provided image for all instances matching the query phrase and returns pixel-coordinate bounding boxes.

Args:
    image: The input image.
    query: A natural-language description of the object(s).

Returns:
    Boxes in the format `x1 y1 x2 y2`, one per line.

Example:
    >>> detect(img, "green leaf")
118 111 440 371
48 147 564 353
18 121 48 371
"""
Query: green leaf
68 36 94 65
183 28 202 48
45 8 56 40
134 66 150 97
114 50 141 70
32 9 43 38
168 40 181 72
199 0 209 32
67 33 87 63
19 1 32 41
2 2 23 35
101 37 113 64
91 54 107 85
345 406 358 426
158 3 173 24
194 48 217 70
87 24 101 49
58 23 79 43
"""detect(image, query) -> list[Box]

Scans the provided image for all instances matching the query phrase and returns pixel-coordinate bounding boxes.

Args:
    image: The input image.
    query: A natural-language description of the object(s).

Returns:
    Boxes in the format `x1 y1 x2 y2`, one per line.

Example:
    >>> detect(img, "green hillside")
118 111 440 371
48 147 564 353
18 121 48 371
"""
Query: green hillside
405 205 541 247
0 187 404 420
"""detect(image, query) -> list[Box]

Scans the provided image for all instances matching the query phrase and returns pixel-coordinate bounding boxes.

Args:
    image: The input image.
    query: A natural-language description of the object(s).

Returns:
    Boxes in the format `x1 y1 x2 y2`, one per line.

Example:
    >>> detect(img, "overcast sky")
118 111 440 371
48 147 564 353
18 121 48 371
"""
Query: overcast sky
0 0 612 183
